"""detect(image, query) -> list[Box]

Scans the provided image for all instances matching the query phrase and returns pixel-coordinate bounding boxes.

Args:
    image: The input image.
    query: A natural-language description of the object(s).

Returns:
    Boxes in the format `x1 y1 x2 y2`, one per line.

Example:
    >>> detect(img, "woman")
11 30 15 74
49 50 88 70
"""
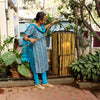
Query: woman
22 12 58 89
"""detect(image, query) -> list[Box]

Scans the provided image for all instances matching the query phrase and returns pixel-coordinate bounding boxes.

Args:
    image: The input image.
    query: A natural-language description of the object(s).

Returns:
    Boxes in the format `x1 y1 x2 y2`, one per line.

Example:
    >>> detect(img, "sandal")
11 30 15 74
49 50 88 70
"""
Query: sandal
42 83 54 88
35 84 45 89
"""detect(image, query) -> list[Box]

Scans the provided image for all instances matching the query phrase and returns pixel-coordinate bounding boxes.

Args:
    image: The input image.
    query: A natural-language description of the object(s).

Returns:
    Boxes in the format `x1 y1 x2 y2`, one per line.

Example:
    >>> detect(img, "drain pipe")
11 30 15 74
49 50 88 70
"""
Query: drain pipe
5 0 9 37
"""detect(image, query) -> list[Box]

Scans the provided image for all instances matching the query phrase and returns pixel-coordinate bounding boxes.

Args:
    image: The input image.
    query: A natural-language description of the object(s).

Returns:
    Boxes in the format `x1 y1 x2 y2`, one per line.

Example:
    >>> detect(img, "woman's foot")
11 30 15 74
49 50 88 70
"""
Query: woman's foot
35 84 45 89
42 83 54 88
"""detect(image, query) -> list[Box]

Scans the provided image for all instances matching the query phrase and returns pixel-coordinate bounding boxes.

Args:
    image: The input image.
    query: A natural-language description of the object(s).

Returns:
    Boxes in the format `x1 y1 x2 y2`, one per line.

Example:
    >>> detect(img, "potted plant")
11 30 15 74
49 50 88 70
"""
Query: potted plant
0 36 32 78
1 50 33 78
0 36 14 78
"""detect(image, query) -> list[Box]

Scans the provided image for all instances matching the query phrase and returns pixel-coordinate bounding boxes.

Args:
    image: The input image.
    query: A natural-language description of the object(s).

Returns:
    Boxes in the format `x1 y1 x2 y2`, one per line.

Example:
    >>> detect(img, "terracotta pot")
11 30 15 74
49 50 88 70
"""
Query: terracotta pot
10 69 20 78
27 68 33 78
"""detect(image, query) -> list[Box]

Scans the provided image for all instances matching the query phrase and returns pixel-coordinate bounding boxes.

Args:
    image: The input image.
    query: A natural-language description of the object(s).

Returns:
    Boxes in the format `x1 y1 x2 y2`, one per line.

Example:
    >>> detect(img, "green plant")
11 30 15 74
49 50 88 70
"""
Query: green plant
0 36 31 78
0 36 14 52
70 50 100 81
0 36 14 73
1 50 31 77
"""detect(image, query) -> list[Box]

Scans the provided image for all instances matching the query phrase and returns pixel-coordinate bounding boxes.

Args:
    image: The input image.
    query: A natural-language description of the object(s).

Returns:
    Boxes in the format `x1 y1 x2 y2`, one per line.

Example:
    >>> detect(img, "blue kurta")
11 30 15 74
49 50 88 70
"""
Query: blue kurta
22 23 49 73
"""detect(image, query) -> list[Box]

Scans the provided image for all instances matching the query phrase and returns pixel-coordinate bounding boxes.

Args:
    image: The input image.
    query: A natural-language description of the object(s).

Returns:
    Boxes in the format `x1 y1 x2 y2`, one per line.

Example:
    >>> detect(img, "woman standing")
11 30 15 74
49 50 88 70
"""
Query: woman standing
22 12 58 89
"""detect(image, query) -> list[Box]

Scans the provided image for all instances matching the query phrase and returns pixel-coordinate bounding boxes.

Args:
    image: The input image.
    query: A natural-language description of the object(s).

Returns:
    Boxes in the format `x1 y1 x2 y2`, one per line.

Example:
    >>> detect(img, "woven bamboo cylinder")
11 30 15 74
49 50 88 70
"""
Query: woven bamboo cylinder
51 32 58 75
52 31 75 76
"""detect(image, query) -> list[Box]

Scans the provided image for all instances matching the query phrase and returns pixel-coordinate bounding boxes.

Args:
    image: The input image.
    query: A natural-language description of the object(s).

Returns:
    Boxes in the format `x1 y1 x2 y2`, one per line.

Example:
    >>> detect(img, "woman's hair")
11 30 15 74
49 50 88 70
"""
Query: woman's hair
34 12 46 22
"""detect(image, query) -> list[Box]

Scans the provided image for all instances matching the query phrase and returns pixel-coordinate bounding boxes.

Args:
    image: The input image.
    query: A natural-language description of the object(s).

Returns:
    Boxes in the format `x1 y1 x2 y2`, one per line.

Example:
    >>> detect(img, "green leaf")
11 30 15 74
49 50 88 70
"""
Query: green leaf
18 64 30 77
88 64 94 68
79 65 83 68
3 36 14 44
83 76 86 80
77 74 80 80
77 67 80 72
58 5 63 10
74 65 78 71
0 55 3 63
74 59 79 64
16 58 22 64
88 54 93 61
86 55 89 60
72 66 75 70
92 74 98 81
92 68 96 74
79 60 85 64
94 56 99 62
1 52 16 66
97 71 100 75
81 69 87 75
97 63 100 68
87 61 92 64
81 69 84 74
88 73 91 79
71 62 76 65
84 64 88 67
93 62 98 66
87 68 91 73
92 56 96 61
23 62 30 67
87 3 93 10
95 51 99 56
92 74 95 80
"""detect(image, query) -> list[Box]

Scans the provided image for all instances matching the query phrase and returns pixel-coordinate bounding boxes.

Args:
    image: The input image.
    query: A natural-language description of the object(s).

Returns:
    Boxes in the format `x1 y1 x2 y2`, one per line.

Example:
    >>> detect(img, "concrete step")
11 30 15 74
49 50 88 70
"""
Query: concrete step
0 77 75 88
76 81 100 89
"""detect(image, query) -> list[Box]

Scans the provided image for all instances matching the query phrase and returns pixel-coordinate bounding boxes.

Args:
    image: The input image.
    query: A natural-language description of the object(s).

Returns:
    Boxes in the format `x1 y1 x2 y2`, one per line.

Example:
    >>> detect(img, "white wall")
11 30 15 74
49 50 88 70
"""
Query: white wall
8 7 15 49
0 0 8 53
0 0 19 52
0 0 7 40
8 7 15 37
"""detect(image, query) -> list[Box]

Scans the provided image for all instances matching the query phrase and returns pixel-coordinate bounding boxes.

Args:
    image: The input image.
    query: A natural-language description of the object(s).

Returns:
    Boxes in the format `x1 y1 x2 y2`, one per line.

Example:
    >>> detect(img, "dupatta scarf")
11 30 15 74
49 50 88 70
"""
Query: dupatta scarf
21 23 46 63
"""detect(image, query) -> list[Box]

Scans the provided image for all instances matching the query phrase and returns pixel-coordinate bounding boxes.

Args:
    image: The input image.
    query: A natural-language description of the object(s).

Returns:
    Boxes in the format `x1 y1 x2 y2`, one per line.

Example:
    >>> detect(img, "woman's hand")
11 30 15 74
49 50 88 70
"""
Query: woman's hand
45 20 59 29
51 20 59 24
24 34 37 44
29 38 37 44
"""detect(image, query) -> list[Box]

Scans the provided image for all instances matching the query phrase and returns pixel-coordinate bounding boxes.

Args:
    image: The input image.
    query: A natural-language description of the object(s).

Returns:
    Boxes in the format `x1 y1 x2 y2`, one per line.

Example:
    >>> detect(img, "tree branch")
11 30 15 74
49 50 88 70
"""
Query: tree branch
80 0 100 41
84 5 100 28
94 0 100 17
74 7 80 60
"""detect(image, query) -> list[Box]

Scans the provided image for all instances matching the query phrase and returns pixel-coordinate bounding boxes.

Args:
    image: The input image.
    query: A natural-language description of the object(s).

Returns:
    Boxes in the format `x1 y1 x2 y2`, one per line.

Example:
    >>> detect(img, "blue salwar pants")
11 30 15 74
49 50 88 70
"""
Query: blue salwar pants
30 64 48 85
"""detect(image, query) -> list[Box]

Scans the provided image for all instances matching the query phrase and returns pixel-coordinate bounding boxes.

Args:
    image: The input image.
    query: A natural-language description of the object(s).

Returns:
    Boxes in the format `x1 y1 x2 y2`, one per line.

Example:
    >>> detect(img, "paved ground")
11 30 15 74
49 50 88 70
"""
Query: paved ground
0 85 99 100
91 90 100 100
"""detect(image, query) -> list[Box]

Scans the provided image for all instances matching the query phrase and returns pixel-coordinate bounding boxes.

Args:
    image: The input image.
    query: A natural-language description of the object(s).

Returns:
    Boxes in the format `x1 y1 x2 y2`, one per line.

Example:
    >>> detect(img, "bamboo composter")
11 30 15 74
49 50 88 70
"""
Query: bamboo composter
52 31 75 76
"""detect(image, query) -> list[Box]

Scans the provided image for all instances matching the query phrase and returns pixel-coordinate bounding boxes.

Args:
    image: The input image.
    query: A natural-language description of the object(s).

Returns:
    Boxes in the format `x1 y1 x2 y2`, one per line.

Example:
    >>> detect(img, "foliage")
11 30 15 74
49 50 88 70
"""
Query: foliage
45 14 58 25
1 52 16 66
69 0 79 9
0 36 30 77
18 64 30 77
57 0 100 56
31 19 35 23
58 0 100 41
0 50 30 77
69 50 100 81
0 36 14 52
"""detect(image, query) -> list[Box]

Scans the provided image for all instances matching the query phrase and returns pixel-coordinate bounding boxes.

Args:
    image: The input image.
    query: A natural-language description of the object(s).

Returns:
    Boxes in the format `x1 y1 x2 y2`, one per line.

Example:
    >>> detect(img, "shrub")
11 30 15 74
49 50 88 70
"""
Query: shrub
69 50 100 81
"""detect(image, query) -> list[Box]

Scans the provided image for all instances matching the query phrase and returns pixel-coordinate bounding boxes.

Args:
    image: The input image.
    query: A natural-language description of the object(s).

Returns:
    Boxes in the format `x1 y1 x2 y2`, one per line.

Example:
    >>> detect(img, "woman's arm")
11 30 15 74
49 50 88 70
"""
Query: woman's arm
24 34 37 44
45 20 58 30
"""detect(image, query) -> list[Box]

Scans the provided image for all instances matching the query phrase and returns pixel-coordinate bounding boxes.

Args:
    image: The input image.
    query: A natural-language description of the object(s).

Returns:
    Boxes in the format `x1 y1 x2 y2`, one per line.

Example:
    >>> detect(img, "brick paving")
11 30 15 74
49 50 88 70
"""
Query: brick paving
0 85 99 100
91 90 100 100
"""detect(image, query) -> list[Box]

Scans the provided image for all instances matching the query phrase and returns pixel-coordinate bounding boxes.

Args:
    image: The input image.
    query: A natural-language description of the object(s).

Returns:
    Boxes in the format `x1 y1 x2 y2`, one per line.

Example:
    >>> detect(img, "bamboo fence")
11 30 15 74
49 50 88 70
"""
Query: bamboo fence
52 31 75 76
